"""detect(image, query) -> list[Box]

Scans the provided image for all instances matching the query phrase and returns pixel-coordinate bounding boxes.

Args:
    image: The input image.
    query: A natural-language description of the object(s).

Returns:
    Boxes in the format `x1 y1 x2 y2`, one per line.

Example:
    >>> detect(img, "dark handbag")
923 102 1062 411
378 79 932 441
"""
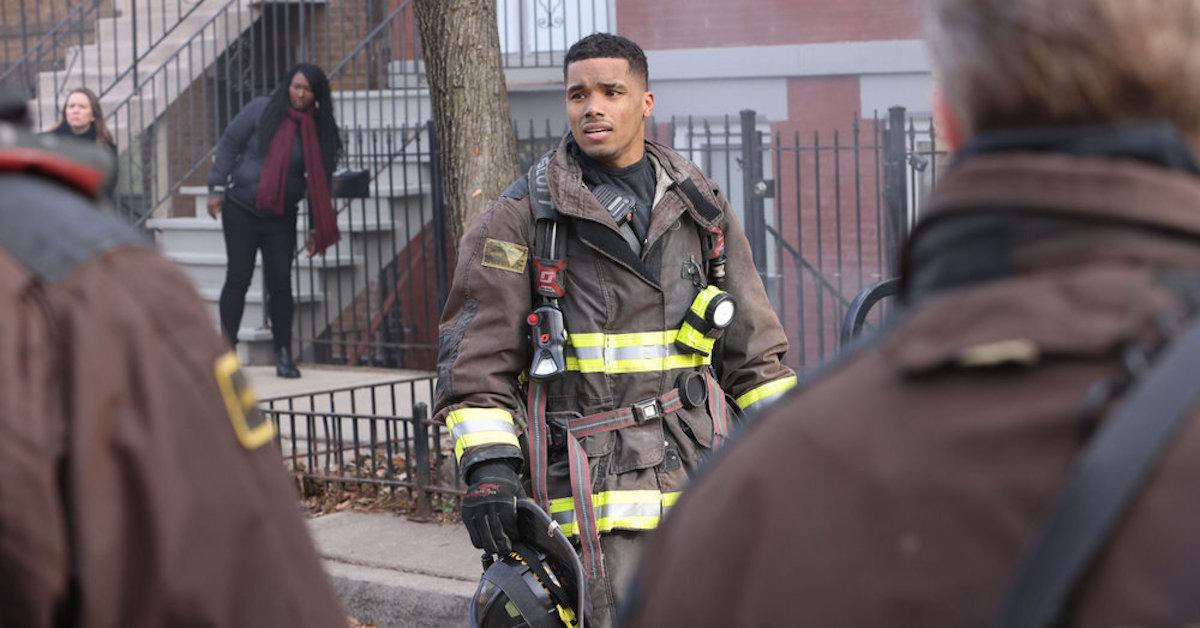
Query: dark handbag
331 168 370 198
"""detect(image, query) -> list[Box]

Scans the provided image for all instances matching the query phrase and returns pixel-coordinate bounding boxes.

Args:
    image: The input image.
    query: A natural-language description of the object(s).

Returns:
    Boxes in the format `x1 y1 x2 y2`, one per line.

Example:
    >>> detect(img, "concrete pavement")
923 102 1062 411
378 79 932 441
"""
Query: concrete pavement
308 512 480 627
246 364 481 626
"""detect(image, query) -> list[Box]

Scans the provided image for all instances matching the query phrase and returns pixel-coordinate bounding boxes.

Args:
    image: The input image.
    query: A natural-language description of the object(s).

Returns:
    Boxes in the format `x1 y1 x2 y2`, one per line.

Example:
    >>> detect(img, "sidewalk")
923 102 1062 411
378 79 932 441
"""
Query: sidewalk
246 365 480 627
308 512 480 627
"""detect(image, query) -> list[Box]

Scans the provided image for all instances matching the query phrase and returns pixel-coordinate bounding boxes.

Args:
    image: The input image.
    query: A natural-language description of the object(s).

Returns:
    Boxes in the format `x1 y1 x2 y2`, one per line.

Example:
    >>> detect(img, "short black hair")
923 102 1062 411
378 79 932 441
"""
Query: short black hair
563 33 649 88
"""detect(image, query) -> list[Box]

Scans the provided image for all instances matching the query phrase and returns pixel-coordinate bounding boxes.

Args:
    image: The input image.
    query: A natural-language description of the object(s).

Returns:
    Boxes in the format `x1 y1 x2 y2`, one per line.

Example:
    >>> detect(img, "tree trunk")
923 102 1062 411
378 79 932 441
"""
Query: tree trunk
414 0 520 258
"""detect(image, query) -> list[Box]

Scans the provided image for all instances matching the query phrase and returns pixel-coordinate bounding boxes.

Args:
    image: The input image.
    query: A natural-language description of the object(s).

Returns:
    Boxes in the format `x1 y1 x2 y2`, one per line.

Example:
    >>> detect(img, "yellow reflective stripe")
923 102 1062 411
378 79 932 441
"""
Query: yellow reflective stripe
569 330 679 348
445 407 515 427
565 353 710 374
674 323 715 354
550 490 683 537
736 375 799 410
558 515 661 538
445 408 518 461
453 431 520 461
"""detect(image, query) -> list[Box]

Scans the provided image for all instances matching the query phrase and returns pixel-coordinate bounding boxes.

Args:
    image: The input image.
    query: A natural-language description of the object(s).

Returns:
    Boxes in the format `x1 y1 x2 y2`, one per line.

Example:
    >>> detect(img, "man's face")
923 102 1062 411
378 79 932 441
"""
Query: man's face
565 57 654 168
289 72 315 110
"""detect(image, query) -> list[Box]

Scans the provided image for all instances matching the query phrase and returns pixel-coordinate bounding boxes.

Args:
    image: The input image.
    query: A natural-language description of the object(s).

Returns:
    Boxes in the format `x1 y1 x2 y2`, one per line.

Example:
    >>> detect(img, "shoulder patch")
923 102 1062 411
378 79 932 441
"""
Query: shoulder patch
214 352 275 450
481 238 528 274
500 175 529 200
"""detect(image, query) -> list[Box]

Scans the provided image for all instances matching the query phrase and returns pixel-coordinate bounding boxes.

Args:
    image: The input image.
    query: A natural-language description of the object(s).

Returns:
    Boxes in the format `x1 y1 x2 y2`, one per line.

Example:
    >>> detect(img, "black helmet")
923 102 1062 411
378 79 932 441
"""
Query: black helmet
470 500 589 628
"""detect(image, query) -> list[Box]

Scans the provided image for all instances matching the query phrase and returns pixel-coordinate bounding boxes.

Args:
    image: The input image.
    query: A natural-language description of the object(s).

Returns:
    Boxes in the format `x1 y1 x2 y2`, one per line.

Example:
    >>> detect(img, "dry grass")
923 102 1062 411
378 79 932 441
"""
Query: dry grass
296 472 462 525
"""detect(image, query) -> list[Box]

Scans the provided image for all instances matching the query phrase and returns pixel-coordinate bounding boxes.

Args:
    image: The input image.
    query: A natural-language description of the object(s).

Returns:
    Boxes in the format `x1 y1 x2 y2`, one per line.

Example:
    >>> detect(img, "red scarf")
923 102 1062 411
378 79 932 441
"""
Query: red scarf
256 106 339 255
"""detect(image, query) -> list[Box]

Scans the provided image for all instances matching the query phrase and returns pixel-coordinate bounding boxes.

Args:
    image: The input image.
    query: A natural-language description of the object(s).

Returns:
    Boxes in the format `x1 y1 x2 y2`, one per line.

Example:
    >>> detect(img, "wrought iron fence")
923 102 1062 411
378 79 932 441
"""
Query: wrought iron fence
259 375 462 515
291 120 441 370
98 0 423 224
2 0 207 121
5 0 612 223
394 107 939 374
300 107 942 374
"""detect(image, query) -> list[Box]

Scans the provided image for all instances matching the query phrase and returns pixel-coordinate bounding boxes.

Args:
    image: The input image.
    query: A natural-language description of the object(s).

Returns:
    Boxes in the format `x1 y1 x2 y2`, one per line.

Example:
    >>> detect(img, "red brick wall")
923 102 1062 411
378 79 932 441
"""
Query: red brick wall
615 0 921 50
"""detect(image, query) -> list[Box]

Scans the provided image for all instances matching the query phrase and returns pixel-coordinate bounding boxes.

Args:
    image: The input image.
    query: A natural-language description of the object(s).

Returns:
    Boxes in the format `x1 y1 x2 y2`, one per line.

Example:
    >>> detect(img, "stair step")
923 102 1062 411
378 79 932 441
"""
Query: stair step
165 249 360 294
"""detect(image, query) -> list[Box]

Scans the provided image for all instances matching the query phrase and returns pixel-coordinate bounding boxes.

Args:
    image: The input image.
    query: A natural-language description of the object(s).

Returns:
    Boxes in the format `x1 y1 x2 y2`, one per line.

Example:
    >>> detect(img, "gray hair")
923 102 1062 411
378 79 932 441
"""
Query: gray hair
925 0 1200 140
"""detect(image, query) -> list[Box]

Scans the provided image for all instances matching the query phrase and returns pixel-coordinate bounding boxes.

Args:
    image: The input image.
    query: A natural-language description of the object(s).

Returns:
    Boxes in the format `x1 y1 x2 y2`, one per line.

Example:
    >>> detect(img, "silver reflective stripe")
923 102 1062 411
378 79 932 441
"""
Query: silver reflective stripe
565 344 688 362
551 500 664 526
450 419 517 442
568 345 604 361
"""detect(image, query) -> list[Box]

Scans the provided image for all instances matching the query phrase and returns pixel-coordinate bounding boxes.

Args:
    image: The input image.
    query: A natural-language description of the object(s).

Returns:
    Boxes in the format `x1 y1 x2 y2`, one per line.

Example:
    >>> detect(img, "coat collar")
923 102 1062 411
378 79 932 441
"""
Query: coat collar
886 131 1200 374
904 146 1200 303
546 134 723 232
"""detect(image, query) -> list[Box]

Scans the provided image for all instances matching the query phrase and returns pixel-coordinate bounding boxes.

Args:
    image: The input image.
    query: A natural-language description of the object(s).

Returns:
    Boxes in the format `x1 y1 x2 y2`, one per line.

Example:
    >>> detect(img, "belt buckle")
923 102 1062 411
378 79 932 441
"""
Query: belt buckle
632 397 660 422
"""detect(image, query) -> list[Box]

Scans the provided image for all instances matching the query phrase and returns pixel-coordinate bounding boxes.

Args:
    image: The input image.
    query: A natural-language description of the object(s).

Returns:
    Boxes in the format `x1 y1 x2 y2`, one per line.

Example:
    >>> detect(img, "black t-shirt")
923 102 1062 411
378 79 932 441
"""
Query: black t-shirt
578 151 657 242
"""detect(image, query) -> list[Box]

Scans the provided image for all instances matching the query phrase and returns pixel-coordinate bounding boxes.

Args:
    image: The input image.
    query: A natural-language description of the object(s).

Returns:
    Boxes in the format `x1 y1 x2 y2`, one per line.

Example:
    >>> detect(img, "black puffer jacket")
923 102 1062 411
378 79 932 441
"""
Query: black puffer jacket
207 97 308 219
49 121 118 200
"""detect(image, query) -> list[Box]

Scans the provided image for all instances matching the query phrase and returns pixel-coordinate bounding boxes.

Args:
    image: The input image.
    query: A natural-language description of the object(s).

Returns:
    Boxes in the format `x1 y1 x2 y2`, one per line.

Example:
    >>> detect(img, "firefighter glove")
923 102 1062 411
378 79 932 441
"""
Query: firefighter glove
462 461 524 556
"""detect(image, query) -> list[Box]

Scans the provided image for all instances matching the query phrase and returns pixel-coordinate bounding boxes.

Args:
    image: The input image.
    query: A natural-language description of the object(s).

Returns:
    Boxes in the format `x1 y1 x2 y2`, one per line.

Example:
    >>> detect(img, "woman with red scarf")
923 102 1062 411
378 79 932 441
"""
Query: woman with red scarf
206 63 341 378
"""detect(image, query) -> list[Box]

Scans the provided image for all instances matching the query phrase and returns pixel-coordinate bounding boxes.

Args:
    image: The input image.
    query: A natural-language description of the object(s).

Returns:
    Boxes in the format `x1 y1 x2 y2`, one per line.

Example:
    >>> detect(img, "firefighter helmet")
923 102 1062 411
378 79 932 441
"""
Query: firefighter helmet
469 500 588 628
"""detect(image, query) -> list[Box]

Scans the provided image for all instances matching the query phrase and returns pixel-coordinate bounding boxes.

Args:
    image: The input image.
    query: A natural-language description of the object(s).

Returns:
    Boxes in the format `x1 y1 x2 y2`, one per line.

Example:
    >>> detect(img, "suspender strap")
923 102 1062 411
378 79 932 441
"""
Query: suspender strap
993 314 1200 627
704 369 730 448
553 387 688 583
526 382 551 510
675 177 722 223
567 435 604 580
525 149 562 510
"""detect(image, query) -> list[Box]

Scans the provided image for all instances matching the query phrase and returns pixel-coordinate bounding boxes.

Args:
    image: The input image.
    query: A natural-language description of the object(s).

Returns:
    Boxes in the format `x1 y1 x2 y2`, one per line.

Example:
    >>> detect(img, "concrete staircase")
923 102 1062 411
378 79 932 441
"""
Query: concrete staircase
30 0 258 147
149 107 435 366
29 0 441 366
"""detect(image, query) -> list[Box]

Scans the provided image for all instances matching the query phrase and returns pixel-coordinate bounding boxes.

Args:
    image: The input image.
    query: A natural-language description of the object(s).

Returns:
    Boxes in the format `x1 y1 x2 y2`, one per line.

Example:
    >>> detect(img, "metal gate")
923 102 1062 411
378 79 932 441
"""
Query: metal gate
653 106 943 371
306 105 943 374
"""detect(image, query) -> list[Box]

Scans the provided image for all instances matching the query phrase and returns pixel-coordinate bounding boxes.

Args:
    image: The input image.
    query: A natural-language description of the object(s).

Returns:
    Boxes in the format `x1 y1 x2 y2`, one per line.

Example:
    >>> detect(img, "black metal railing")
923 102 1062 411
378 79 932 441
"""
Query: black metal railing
1 0 104 99
259 376 462 515
291 120 437 369
97 0 424 224
3 0 207 129
642 108 942 371
294 107 941 374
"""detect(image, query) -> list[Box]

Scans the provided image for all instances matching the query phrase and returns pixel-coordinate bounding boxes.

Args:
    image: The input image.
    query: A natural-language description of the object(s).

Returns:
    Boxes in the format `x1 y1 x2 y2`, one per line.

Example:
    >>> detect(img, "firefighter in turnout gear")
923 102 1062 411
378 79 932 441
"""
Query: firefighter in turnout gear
435 33 795 626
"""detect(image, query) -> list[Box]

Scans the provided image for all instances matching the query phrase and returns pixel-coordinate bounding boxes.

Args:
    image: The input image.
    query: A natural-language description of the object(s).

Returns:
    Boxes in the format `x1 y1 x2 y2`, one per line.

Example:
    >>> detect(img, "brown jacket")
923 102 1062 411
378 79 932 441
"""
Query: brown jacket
435 137 795 534
0 161 344 626
629 141 1200 626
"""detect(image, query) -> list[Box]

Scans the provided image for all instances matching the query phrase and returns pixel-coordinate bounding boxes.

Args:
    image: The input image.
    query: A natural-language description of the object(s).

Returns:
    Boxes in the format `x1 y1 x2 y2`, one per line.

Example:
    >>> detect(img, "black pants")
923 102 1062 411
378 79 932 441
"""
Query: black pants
219 203 297 351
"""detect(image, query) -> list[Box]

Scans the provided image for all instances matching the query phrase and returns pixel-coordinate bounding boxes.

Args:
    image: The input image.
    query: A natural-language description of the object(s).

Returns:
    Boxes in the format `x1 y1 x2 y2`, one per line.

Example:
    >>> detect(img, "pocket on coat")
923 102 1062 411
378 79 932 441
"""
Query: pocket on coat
610 421 666 474
676 403 715 449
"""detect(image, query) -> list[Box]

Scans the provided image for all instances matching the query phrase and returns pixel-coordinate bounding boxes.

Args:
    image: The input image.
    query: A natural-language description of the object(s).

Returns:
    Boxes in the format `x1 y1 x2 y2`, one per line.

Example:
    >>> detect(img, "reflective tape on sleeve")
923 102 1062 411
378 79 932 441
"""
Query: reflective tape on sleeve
445 408 520 461
735 375 799 411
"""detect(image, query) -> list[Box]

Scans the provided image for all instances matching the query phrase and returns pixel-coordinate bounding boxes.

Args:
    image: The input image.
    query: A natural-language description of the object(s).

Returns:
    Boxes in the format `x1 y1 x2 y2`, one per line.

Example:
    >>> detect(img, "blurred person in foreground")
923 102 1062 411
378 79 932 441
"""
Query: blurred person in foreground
0 86 345 627
626 0 1200 625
